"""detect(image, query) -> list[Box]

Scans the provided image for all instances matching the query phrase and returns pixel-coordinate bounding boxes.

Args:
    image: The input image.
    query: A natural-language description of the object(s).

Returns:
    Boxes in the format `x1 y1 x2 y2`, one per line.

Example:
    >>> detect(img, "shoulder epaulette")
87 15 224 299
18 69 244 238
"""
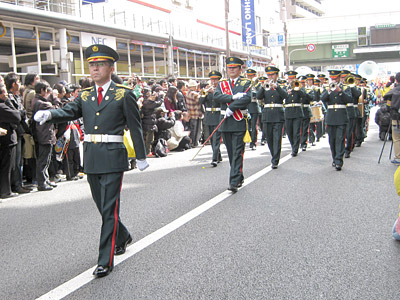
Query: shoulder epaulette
116 84 132 90
83 86 93 91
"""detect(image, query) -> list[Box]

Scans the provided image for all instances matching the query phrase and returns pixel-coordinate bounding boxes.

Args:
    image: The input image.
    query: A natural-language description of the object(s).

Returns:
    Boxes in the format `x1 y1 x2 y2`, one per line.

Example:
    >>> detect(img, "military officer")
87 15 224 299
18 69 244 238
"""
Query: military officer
200 71 222 167
246 68 261 150
320 70 353 170
354 74 364 147
34 44 148 277
213 56 251 193
257 66 287 169
284 70 305 156
301 74 315 151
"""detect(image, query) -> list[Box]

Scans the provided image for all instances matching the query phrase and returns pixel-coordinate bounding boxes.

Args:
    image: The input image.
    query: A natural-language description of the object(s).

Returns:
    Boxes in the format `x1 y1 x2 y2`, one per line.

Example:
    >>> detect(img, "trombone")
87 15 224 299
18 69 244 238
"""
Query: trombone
344 75 356 87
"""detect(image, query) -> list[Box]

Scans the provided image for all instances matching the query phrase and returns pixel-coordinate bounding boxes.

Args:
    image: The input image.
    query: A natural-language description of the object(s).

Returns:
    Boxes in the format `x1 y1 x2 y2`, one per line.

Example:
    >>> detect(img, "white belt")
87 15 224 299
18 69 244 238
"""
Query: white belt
220 109 247 116
303 104 310 107
265 104 283 108
285 103 302 107
346 103 355 107
84 134 124 143
328 104 346 109
205 107 221 112
251 99 258 103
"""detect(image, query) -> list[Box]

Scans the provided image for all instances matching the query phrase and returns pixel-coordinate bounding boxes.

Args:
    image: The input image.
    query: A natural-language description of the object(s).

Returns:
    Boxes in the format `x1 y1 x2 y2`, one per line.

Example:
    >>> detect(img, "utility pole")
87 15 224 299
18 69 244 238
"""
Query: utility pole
225 0 230 58
280 0 289 71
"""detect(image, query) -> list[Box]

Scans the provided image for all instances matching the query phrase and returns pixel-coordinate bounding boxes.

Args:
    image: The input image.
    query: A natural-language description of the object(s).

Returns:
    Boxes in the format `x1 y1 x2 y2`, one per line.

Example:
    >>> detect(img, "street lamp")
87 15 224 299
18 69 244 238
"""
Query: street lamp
288 47 306 70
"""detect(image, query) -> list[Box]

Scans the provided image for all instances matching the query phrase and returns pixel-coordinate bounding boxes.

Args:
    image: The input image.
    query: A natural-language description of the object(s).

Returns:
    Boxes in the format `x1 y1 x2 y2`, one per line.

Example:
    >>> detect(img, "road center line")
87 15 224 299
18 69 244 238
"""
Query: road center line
36 153 293 300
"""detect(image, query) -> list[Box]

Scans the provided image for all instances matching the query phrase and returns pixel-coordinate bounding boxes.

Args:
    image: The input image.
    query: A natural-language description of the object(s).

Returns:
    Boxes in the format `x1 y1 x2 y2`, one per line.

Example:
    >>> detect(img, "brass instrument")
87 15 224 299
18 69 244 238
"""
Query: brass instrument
345 75 356 87
289 79 302 91
200 86 214 96
358 87 365 117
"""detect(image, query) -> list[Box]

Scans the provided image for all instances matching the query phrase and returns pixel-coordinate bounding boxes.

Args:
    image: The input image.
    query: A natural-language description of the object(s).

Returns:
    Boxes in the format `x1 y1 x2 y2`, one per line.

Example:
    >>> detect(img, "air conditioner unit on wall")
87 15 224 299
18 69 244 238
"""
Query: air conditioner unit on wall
8 50 60 68
357 37 368 47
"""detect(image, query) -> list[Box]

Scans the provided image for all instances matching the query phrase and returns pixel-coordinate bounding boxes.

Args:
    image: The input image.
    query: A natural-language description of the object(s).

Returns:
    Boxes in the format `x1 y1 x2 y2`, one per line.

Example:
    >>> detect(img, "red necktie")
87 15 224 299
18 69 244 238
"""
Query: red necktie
231 79 234 89
97 86 103 105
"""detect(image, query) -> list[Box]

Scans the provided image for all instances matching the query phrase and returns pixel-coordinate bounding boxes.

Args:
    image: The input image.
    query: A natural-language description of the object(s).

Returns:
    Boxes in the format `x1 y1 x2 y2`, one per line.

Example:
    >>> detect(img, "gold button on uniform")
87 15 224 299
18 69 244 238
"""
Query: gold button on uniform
96 112 100 116
94 126 98 130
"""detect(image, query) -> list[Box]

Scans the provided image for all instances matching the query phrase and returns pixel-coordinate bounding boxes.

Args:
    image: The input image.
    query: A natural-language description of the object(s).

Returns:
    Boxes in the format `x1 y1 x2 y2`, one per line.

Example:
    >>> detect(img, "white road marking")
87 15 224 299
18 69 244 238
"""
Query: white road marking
36 153 294 300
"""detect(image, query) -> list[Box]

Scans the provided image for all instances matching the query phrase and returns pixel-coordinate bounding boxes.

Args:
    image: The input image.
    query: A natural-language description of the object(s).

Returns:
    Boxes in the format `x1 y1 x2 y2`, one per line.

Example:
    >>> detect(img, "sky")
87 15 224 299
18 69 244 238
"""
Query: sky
322 0 400 17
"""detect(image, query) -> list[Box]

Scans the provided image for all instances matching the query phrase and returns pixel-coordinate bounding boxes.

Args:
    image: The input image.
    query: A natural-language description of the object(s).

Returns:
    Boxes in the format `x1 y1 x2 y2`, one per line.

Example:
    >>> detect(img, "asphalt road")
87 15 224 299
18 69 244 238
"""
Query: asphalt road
1 107 400 300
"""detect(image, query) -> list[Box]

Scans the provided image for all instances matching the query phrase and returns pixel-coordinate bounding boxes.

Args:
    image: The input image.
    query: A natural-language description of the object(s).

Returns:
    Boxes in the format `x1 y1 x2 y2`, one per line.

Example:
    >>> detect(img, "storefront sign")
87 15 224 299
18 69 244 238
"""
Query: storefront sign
81 32 116 49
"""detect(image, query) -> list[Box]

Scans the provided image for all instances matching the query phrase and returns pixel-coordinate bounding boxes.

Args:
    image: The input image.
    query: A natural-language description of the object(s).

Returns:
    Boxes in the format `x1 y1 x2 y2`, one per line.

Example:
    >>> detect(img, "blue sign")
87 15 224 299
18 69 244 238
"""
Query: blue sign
247 60 252 68
82 0 106 4
241 0 256 46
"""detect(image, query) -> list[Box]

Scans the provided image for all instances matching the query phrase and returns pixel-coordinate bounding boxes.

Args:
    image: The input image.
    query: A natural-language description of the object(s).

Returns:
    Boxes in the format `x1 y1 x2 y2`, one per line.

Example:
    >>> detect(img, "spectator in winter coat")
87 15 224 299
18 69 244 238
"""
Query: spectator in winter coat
164 86 178 113
154 107 175 142
167 110 191 151
141 87 163 156
375 101 391 141
31 81 57 191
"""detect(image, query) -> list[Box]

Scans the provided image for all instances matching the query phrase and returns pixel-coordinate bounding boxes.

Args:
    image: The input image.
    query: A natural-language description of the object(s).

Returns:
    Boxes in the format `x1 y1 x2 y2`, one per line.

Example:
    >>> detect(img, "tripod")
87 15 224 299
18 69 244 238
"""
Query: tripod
378 122 393 164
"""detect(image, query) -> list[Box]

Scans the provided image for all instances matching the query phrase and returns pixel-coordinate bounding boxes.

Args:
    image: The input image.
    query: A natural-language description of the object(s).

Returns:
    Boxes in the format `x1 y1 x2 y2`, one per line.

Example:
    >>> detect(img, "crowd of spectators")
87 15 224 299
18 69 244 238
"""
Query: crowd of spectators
0 71 210 199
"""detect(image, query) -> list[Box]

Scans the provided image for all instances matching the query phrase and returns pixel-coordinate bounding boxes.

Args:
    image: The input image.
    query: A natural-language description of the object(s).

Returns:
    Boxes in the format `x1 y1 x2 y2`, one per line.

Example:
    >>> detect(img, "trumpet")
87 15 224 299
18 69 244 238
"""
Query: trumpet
200 86 214 96
264 79 277 91
287 79 302 91
329 82 338 91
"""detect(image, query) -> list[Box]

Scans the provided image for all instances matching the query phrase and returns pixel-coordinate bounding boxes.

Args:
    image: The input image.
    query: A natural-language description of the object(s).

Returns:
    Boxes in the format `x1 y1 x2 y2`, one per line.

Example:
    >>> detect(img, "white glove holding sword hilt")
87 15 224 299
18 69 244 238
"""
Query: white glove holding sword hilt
137 159 149 171
34 110 52 125
232 92 246 100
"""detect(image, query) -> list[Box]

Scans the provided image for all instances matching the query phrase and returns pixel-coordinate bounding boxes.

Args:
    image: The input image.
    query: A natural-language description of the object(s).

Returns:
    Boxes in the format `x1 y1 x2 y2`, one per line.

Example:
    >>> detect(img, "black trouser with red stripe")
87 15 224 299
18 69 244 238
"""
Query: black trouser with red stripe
87 172 130 267
222 131 245 187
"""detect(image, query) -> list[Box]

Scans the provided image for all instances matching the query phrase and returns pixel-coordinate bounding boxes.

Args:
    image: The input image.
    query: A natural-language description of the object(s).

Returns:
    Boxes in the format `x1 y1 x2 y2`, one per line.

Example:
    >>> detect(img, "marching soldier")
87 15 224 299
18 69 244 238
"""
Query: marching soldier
340 70 358 158
200 71 222 167
354 74 365 147
317 73 328 137
284 70 305 157
301 74 315 151
257 66 287 169
309 77 325 145
34 44 149 277
213 56 251 193
320 70 353 170
246 68 261 150
258 76 268 145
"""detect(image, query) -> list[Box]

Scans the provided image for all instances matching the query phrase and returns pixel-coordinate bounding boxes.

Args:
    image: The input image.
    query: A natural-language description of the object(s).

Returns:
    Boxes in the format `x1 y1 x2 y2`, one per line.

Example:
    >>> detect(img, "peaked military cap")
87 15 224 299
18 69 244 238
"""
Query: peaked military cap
340 70 350 77
246 68 257 74
362 77 367 81
328 70 341 77
258 76 267 82
209 70 222 79
298 75 307 81
285 70 298 78
314 78 321 83
305 73 315 80
317 74 326 78
354 74 362 79
226 56 244 67
277 78 287 84
265 66 279 74
85 44 119 63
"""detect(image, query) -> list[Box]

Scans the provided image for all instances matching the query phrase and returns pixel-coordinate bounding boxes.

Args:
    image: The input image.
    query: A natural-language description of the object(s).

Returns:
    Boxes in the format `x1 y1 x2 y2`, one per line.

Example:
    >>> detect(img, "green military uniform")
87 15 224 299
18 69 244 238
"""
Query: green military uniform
200 71 222 165
246 69 261 150
284 71 305 156
301 74 315 151
321 70 353 170
48 44 146 274
257 66 287 168
213 57 251 192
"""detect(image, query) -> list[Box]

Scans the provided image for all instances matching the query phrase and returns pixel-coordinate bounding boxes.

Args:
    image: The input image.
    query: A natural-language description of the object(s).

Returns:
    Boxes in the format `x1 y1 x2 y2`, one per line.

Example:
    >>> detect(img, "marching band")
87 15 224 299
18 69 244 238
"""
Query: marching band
208 60 374 192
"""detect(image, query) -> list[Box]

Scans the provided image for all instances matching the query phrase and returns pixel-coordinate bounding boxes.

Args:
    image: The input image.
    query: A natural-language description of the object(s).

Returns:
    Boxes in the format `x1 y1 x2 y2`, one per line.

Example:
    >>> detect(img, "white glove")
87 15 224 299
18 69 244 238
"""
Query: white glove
232 92 246 100
34 110 52 125
225 107 234 118
137 159 149 171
